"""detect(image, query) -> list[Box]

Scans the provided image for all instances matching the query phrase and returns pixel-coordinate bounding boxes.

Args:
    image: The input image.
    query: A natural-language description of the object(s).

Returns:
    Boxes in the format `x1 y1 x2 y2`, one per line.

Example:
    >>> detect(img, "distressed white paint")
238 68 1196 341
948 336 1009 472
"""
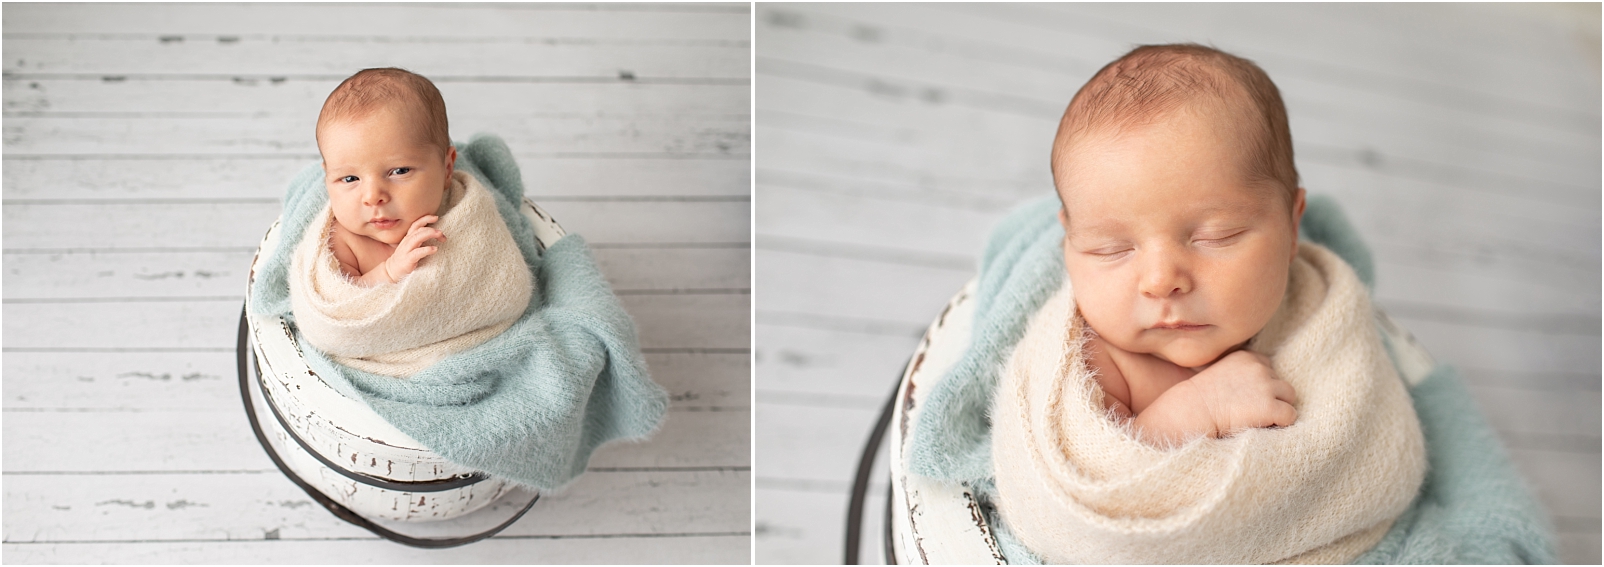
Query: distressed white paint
887 280 1003 565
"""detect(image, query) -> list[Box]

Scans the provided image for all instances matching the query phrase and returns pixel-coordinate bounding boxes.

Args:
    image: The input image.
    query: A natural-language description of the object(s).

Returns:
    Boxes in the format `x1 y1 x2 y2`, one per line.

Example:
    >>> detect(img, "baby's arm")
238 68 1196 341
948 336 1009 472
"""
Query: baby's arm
1136 351 1298 445
1087 336 1297 446
1085 335 1135 420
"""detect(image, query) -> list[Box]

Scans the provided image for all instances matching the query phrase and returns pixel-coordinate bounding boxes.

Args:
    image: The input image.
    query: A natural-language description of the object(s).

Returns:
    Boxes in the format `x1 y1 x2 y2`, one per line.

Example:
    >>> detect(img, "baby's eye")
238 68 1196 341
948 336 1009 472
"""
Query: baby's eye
1194 231 1246 247
391 167 411 176
339 175 358 183
1089 248 1132 261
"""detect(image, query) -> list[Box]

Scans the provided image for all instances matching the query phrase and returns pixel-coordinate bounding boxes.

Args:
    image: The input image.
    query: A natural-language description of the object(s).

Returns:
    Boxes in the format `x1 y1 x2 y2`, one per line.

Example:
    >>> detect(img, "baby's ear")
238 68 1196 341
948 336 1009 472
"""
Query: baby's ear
1057 205 1071 228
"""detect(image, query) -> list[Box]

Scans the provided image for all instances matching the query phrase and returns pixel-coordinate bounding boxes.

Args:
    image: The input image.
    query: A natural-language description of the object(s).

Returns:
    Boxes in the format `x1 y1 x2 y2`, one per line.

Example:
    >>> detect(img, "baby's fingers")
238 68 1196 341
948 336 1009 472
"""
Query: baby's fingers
1270 378 1298 406
399 245 439 270
410 244 439 261
399 227 445 252
409 215 439 231
1269 401 1297 428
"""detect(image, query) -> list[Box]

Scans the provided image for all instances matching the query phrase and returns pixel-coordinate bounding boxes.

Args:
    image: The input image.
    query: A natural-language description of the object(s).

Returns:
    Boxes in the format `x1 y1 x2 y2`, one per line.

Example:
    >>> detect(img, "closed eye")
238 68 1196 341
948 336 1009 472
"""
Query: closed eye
1088 248 1132 261
1194 230 1247 247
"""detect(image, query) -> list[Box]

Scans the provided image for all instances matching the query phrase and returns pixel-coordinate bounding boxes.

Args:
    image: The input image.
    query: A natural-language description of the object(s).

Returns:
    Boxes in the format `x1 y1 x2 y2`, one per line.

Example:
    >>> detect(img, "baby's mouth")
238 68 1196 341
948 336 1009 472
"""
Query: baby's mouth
369 218 400 230
1151 321 1209 331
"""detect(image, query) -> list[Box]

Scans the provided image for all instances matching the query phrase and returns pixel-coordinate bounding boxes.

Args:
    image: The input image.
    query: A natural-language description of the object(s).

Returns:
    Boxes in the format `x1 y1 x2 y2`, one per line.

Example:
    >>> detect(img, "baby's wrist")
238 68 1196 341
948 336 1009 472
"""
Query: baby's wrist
1165 380 1221 438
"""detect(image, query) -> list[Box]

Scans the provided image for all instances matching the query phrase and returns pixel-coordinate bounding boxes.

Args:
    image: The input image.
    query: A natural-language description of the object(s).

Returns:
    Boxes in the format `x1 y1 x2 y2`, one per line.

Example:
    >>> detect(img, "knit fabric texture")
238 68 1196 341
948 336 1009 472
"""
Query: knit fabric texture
909 193 1558 564
250 134 669 490
992 243 1426 564
289 170 532 377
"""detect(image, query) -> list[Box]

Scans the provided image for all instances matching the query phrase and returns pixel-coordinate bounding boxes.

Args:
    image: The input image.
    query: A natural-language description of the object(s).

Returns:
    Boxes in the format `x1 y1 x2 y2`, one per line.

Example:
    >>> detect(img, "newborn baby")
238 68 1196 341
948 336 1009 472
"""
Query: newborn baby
289 68 532 378
1052 44 1303 446
315 68 454 286
989 44 1425 564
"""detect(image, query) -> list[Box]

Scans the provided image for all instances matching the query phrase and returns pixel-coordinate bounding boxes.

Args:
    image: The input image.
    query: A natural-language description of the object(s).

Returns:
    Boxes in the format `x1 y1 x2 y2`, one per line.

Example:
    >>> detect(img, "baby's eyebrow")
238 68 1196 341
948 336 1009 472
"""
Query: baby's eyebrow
1193 200 1263 216
1065 222 1126 241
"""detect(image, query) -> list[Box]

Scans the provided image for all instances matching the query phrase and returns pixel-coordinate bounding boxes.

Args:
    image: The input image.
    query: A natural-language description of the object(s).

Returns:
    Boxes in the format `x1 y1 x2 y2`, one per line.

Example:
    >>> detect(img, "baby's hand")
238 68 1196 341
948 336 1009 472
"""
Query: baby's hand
380 215 445 283
1188 350 1298 436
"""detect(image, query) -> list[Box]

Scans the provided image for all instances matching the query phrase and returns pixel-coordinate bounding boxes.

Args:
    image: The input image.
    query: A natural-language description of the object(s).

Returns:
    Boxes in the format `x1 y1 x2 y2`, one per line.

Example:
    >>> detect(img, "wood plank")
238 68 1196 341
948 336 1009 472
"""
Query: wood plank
755 81 1056 188
1 247 749 298
2 35 748 79
1508 448 1601 522
2 469 748 542
784 1 1599 107
0 534 751 565
1387 317 1599 375
1 156 750 200
895 3 1602 120
3 3 751 40
1024 3 1600 114
3 79 749 117
755 324 919 399
755 147 1043 214
2 351 747 412
2 407 747 473
756 485 887 565
755 402 878 485
1 294 748 351
756 183 999 258
1468 385 1601 450
1557 532 1601 565
1 201 749 249
2 115 749 157
756 248 969 328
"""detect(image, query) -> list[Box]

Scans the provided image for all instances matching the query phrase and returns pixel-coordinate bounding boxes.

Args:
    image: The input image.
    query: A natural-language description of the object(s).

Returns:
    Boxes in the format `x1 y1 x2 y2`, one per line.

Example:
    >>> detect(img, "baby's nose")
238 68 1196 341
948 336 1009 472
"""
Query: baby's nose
361 187 388 206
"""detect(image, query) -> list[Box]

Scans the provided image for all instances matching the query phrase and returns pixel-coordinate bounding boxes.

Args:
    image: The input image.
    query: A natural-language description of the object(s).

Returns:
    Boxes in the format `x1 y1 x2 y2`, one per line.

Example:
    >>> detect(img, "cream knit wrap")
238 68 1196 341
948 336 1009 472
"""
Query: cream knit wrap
289 171 533 378
992 242 1426 564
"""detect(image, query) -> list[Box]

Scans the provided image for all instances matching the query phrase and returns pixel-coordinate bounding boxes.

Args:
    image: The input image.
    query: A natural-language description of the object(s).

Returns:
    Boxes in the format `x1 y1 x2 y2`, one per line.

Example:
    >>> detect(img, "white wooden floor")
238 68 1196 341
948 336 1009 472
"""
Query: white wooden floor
754 3 1600 564
2 3 750 564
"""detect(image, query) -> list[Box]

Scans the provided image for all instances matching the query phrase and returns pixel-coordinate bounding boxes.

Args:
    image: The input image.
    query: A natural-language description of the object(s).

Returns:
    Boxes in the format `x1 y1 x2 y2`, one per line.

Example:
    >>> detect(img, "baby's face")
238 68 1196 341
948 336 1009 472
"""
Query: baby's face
319 106 454 246
1057 110 1303 368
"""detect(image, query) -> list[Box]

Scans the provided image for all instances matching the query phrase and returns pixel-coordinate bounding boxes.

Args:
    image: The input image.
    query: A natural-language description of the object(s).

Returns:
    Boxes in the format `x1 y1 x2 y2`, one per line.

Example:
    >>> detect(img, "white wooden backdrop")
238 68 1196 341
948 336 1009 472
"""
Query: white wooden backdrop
753 3 1600 564
2 3 751 564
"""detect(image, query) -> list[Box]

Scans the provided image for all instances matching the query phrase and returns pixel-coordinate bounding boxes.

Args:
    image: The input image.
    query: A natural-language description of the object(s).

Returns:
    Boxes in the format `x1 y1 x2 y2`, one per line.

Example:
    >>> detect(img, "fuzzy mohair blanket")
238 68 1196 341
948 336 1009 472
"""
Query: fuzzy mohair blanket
993 243 1425 564
909 194 1558 564
250 134 668 490
290 170 532 377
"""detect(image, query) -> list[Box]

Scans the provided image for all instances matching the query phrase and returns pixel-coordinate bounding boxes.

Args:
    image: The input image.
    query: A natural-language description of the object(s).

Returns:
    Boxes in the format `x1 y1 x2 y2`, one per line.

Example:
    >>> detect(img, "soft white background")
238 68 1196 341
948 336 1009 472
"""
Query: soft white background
754 3 1600 564
2 3 750 563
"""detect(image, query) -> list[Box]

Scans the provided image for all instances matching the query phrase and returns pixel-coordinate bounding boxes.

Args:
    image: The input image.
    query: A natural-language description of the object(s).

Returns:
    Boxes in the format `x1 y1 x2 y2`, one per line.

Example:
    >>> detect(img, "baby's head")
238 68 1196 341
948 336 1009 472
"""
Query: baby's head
1052 44 1306 368
316 67 456 245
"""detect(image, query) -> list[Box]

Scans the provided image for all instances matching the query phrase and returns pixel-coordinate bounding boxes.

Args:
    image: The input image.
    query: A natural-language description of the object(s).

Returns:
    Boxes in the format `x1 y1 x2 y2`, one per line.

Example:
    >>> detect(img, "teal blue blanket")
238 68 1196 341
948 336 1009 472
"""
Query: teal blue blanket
910 194 1557 564
249 134 667 490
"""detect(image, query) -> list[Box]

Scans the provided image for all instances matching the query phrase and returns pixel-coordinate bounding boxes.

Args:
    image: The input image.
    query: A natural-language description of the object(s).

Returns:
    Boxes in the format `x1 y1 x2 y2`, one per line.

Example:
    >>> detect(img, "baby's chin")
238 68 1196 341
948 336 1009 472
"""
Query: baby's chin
1130 336 1234 369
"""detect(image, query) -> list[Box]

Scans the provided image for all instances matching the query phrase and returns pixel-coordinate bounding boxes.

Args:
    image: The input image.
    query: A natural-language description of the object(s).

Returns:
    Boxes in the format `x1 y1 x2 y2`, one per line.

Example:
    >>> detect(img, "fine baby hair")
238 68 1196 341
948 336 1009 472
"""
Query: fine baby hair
1052 43 1299 203
316 67 451 158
